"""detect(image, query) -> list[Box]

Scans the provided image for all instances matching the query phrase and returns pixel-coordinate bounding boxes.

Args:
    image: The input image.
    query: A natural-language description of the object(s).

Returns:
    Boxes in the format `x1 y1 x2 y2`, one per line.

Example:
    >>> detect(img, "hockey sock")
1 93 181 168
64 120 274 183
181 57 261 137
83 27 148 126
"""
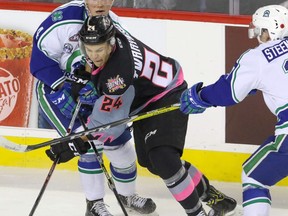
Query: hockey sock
182 160 210 200
78 159 105 201
105 141 137 196
148 146 203 215
110 162 137 196
243 187 271 216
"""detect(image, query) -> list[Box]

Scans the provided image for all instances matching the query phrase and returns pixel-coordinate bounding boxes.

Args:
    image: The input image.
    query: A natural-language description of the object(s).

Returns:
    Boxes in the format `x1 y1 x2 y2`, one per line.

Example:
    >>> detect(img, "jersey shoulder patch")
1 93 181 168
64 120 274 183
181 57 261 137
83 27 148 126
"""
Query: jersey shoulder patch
100 42 133 95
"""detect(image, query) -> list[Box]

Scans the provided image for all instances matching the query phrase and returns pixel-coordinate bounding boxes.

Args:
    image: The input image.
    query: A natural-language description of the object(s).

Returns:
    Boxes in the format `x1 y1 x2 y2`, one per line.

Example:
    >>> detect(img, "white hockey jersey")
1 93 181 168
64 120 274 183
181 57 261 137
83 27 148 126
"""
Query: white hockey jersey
30 0 120 89
201 39 288 135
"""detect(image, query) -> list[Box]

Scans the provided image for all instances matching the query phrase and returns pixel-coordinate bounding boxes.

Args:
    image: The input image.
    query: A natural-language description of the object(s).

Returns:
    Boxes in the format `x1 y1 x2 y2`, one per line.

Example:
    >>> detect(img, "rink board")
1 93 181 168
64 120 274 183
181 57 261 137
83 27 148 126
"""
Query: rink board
1 134 288 186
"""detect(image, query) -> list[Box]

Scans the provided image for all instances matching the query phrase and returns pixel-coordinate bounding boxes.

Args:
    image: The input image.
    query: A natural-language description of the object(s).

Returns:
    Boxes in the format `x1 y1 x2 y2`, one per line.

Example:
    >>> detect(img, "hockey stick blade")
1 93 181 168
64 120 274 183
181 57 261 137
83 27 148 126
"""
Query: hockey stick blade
0 136 28 152
0 103 180 152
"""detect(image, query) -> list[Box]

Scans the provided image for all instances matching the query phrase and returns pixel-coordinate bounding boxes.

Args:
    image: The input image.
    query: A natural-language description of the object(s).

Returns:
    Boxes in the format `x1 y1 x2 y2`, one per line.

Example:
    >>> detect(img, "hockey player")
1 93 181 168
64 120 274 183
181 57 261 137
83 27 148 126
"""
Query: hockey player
47 15 237 216
30 0 156 215
180 4 288 216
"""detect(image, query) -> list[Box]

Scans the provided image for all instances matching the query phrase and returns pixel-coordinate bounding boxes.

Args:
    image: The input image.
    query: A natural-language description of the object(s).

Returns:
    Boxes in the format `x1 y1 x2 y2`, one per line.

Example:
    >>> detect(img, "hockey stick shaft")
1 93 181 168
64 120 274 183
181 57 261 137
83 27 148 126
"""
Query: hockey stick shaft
28 157 59 216
78 114 128 216
28 101 82 216
1 103 180 152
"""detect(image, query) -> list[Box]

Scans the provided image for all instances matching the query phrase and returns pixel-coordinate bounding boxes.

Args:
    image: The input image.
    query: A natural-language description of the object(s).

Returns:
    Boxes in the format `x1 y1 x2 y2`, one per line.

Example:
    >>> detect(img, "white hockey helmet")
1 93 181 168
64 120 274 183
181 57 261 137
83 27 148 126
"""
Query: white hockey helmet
248 5 288 42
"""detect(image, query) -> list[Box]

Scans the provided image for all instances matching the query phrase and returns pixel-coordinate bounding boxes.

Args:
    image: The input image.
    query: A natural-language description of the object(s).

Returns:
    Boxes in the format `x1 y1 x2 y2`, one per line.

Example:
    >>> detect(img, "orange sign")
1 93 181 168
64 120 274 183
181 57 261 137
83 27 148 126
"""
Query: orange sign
0 29 33 127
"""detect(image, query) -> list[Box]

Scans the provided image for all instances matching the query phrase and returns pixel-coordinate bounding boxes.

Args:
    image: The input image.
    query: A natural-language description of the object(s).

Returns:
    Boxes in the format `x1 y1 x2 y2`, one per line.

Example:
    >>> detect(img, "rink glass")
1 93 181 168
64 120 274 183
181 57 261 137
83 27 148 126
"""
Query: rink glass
0 29 33 127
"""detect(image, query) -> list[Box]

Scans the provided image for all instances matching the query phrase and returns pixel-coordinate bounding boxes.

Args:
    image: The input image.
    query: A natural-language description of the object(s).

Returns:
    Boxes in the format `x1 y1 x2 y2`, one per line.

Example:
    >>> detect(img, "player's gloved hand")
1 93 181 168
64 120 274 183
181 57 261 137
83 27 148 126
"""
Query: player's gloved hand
78 81 99 105
71 66 91 100
47 82 76 118
79 105 93 121
180 82 212 114
73 65 91 80
45 138 91 163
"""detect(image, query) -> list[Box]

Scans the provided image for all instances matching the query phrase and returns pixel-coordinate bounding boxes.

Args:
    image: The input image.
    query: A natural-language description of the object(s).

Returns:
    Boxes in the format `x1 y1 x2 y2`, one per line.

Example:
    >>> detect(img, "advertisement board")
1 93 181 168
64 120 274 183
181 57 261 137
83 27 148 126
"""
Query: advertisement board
0 29 33 127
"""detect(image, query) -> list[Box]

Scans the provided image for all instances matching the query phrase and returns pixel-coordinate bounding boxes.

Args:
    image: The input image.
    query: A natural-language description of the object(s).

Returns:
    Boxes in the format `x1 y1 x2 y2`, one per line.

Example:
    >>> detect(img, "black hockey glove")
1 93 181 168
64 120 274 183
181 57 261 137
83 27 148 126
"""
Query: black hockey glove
71 67 99 105
71 66 94 118
71 66 91 100
45 138 91 163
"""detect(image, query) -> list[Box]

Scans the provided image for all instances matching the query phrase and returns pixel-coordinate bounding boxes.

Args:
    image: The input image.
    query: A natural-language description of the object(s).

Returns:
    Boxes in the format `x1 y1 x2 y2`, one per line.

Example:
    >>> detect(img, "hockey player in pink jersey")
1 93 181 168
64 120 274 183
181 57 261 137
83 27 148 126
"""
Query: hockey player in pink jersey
47 15 237 216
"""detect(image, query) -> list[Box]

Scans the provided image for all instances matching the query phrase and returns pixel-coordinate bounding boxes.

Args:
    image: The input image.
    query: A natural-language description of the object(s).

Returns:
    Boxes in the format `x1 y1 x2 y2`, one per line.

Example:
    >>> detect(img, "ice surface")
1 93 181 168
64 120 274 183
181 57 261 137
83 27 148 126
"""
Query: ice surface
0 166 287 215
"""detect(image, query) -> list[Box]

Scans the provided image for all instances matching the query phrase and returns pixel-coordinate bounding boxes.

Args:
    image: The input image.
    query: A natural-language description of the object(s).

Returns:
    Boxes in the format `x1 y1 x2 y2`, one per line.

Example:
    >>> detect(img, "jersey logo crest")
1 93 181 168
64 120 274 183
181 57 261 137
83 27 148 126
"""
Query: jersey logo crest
263 10 270 18
51 11 63 22
63 43 73 54
106 75 126 93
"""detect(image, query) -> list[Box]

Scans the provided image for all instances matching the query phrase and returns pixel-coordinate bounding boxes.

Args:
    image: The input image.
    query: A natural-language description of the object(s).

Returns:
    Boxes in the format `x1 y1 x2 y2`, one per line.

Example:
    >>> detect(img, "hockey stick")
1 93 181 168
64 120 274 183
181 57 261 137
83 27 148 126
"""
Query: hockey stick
78 114 128 216
0 103 180 153
28 101 82 216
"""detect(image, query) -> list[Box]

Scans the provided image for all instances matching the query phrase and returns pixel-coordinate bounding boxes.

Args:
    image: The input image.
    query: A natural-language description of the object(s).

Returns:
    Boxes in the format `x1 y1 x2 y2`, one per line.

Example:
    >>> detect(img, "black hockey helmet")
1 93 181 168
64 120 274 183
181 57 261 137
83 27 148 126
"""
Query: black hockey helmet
79 15 116 45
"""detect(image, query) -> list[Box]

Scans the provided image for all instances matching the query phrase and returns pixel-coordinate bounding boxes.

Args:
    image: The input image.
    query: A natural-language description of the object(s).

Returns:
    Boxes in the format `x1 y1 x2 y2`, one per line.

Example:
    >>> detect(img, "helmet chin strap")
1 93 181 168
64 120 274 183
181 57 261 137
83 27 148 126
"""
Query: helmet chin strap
257 36 264 44
257 33 271 44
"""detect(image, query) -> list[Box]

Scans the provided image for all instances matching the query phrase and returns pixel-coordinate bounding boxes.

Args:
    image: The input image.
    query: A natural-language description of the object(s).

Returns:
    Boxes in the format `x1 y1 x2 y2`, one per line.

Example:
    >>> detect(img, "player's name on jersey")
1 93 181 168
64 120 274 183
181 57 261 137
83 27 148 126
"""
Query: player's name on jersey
263 39 288 62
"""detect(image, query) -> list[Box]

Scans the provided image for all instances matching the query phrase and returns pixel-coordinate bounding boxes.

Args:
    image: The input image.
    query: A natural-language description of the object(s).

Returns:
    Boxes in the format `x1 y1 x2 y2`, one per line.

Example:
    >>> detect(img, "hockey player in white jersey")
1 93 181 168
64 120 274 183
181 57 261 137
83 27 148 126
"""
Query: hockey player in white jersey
29 0 156 215
180 4 288 216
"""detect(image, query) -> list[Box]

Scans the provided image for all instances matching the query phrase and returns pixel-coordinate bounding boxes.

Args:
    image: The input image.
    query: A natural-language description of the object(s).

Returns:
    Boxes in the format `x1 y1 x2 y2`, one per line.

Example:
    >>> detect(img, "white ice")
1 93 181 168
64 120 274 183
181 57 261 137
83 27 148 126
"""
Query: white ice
0 166 288 216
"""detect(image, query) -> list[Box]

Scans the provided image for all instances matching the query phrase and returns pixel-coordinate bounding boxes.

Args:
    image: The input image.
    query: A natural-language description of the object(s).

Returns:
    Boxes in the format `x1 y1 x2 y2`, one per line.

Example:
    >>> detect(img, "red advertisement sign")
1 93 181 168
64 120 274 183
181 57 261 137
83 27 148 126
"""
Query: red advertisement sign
0 29 33 127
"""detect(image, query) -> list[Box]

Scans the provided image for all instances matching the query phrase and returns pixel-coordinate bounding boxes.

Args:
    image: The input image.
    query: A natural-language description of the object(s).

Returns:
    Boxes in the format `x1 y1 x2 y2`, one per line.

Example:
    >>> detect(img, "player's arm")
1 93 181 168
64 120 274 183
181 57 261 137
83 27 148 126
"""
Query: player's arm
180 49 260 114
30 19 68 89
201 50 260 106
30 11 83 89
30 45 66 89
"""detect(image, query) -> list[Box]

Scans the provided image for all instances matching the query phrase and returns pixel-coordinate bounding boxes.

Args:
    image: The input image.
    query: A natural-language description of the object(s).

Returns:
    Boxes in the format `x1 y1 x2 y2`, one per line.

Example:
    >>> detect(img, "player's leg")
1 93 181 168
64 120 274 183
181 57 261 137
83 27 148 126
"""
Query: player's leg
149 145 207 216
242 134 288 216
182 161 209 200
133 100 207 216
37 81 106 214
182 161 236 215
105 138 156 214
78 140 109 216
80 129 132 216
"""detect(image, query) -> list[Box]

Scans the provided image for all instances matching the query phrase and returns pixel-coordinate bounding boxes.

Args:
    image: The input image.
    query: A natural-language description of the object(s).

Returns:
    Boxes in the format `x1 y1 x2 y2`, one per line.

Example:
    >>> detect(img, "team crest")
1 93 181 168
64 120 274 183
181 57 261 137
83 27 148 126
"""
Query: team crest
51 11 63 22
263 10 270 17
106 75 126 93
63 43 73 53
